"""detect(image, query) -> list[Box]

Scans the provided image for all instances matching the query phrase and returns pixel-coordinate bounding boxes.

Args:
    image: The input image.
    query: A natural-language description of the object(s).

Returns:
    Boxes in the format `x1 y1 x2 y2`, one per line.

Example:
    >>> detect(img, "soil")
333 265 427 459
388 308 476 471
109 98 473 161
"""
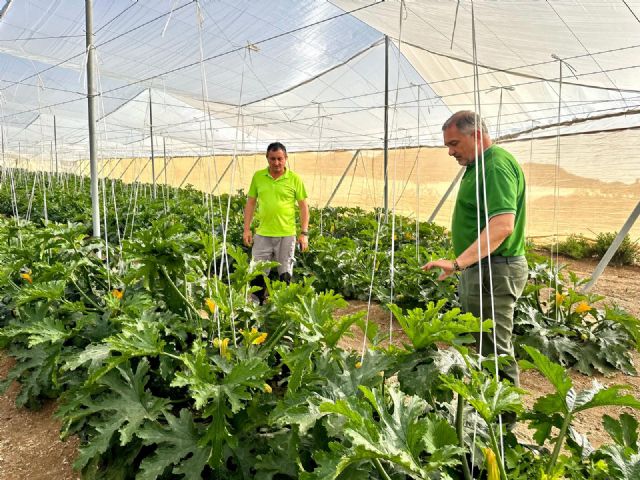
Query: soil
0 253 638 477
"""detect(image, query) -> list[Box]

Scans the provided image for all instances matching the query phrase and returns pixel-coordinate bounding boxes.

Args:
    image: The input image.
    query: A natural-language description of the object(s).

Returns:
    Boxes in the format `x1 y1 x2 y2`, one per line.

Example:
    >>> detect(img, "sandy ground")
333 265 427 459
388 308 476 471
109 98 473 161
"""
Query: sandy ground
0 254 638 477
0 354 80 480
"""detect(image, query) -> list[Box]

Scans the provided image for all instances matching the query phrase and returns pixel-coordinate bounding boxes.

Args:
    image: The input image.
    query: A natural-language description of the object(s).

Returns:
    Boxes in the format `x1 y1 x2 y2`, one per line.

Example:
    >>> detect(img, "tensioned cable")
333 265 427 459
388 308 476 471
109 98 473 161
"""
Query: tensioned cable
218 48 248 348
468 0 505 471
623 0 640 24
387 0 411 346
99 1 384 97
0 1 198 94
545 0 629 109
3 58 639 142
549 57 566 318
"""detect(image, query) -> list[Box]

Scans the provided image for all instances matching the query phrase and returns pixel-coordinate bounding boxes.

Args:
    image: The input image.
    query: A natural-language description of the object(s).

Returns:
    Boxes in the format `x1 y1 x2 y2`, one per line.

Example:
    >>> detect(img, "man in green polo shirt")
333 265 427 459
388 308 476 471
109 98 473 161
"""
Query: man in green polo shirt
243 142 309 303
423 110 528 390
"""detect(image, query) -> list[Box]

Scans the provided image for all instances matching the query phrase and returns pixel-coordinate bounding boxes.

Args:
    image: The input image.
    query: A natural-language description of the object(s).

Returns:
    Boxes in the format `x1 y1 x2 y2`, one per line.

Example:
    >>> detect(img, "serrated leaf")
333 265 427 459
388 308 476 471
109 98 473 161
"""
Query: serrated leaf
520 345 572 398
603 413 639 452
574 384 640 412
137 409 210 480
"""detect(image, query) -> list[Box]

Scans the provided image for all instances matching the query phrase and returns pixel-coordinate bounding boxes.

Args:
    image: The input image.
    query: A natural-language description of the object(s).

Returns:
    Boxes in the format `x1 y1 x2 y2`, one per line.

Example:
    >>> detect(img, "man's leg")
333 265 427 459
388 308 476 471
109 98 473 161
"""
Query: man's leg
275 235 296 284
251 234 275 304
461 260 528 386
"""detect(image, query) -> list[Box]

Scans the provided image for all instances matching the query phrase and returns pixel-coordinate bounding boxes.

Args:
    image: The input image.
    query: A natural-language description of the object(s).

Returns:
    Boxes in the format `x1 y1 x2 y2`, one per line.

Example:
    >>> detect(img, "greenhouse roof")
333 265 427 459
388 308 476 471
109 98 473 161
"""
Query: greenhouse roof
0 0 639 157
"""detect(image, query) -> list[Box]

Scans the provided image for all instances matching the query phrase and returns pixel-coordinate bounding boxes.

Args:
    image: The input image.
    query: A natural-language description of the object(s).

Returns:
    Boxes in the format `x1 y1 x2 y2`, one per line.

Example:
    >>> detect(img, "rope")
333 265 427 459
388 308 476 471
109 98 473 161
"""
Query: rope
101 177 111 290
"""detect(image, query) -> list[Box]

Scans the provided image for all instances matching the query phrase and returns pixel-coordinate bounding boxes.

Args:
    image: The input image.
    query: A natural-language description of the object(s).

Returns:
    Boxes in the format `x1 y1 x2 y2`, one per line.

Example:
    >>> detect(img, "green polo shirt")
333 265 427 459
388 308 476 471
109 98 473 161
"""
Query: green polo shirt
452 145 526 257
248 167 307 237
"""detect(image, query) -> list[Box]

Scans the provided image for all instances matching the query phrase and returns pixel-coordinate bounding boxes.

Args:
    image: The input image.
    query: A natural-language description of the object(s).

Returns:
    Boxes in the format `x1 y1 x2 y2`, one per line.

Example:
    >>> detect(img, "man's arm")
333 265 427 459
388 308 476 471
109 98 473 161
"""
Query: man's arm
243 196 257 246
297 199 309 252
422 213 515 280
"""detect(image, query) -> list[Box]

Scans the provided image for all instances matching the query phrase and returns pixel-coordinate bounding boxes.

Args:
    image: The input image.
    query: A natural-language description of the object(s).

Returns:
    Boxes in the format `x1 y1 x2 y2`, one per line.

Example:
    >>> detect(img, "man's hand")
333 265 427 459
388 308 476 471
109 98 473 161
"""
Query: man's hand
422 259 455 281
298 234 308 252
243 230 253 247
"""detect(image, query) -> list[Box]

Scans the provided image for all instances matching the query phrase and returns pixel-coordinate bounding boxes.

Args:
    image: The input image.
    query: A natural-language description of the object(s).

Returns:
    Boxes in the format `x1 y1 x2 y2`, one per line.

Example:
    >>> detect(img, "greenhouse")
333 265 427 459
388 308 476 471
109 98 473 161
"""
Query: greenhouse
0 1 639 479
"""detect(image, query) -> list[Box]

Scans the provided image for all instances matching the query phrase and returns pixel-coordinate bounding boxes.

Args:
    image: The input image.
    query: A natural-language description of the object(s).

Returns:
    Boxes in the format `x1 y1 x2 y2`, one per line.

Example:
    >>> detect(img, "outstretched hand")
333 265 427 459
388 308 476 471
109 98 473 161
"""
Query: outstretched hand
422 259 456 281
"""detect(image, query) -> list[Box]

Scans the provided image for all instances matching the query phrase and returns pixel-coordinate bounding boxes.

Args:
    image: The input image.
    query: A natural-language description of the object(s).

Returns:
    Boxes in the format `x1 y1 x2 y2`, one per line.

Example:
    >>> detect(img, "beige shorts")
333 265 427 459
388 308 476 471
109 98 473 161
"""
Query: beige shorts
251 234 296 275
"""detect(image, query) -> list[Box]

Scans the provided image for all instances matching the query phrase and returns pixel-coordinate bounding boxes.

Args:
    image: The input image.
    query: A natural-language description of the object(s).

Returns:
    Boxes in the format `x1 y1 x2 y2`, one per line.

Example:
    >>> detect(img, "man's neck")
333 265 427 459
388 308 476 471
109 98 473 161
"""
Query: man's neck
269 167 286 179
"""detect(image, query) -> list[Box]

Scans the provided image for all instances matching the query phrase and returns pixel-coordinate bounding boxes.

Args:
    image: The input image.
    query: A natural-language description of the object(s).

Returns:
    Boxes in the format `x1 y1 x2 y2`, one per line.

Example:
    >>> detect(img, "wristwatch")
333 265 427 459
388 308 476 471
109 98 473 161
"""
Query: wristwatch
453 259 461 271
300 231 308 236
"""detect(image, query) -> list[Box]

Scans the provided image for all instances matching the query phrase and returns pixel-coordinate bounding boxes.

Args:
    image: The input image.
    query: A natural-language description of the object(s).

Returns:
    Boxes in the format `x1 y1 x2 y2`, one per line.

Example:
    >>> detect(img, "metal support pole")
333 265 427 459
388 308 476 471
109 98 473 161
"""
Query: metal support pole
149 89 157 199
383 35 389 222
428 167 465 223
581 200 640 293
209 158 234 193
85 0 100 238
325 149 360 208
179 156 204 189
163 137 168 188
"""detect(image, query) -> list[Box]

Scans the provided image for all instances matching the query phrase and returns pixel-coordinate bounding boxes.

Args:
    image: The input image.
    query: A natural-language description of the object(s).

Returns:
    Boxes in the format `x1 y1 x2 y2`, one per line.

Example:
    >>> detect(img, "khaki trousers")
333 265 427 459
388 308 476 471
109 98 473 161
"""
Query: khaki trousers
459 257 528 386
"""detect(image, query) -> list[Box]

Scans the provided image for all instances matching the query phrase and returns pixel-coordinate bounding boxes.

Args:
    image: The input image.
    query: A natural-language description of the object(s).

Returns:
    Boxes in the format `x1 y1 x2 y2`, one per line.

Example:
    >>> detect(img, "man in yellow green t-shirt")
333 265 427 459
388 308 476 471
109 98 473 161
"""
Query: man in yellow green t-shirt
243 142 309 302
423 111 528 390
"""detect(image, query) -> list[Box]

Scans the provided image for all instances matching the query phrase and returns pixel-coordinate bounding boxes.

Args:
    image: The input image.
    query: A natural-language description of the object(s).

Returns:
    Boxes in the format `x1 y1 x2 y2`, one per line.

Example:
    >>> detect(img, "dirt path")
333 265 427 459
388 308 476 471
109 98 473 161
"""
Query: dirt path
0 354 79 480
0 254 638 476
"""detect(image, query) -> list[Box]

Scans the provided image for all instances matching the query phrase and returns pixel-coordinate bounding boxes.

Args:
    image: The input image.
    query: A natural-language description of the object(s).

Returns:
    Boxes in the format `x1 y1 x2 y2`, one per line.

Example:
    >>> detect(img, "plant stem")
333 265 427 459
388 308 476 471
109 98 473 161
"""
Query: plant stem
372 459 392 480
160 266 199 316
547 413 572 475
487 426 508 480
455 394 473 480
69 277 100 309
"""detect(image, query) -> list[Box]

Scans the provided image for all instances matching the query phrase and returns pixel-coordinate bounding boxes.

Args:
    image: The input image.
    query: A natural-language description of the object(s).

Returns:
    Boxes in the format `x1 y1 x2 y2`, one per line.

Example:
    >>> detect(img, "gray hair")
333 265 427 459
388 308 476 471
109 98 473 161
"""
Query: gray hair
442 110 489 135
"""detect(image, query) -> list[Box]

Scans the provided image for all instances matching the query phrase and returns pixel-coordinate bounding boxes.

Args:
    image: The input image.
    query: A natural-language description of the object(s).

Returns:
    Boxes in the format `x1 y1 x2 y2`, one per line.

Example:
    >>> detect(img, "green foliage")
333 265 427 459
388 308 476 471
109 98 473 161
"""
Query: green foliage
306 386 462 479
389 299 490 351
1 174 640 479
515 261 640 376
593 232 639 266
556 234 594 259
520 345 640 475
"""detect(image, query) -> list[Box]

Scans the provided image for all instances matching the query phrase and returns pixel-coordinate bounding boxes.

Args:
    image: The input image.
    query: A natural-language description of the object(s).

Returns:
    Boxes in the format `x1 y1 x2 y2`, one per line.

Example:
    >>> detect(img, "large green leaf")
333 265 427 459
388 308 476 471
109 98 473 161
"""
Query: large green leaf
389 300 490 350
137 409 211 480
70 359 170 469
519 345 572 399
309 385 462 479
603 413 639 452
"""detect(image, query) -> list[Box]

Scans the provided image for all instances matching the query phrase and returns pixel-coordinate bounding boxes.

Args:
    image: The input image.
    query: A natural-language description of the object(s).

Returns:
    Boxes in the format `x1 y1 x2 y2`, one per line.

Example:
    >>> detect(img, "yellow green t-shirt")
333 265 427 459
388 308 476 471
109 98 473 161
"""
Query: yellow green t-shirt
248 168 307 237
452 145 526 257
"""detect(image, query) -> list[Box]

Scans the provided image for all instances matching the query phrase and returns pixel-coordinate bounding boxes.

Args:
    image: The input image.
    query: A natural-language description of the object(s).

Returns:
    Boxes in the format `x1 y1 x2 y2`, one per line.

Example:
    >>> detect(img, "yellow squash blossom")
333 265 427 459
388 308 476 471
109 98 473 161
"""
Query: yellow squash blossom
20 272 33 284
213 337 220 348
555 292 565 304
252 332 268 345
483 448 500 480
355 361 362 369
220 338 230 358
263 383 272 394
111 288 123 300
205 298 217 314
574 301 591 314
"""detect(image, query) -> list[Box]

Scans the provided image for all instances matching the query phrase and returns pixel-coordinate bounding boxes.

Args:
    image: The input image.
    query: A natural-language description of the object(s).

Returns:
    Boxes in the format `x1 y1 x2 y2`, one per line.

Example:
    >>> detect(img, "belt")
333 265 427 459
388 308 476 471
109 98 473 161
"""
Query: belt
471 255 525 268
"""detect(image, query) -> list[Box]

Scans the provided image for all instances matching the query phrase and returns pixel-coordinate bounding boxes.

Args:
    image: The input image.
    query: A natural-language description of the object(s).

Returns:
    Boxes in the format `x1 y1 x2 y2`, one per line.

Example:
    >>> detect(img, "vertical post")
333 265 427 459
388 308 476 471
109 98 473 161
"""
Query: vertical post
53 114 59 175
85 0 101 238
383 35 390 221
149 89 157 199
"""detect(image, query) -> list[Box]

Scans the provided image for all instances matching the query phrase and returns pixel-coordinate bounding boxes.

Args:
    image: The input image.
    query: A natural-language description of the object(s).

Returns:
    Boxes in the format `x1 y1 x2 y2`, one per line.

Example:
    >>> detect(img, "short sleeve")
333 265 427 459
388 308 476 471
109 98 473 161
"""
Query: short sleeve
484 163 518 218
247 173 258 198
295 175 307 201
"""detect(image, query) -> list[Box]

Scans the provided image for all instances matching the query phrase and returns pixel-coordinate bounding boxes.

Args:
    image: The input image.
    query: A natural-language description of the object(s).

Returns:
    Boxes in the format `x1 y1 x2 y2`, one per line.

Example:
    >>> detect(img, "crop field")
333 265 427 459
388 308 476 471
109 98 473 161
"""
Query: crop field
1 171 639 479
